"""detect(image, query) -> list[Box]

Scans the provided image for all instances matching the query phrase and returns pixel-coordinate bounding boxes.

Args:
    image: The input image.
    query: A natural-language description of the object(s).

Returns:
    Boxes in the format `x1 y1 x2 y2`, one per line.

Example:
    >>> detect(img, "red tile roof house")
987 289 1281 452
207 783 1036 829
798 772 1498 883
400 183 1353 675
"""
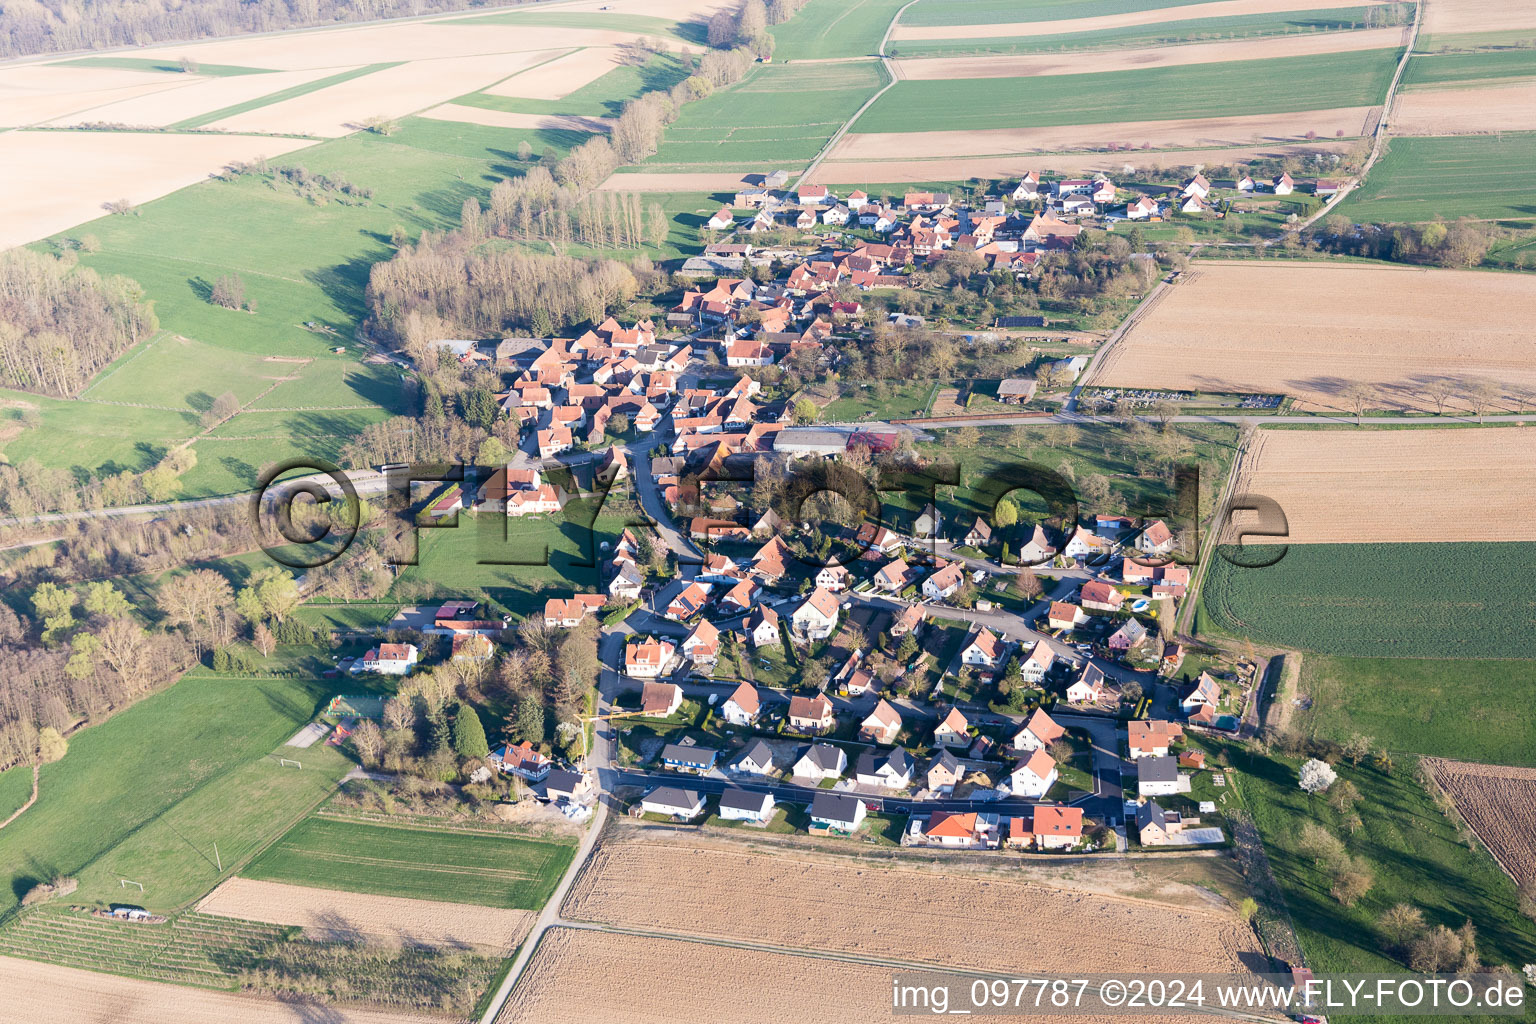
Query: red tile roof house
1047 601 1087 631
1181 671 1221 715
959 627 1004 669
628 642 677 682
665 581 713 622
1011 707 1066 753
746 604 781 647
354 643 418 676
1019 640 1055 683
788 693 836 734
915 810 994 848
721 681 760 726
1066 662 1108 704
1008 806 1084 850
490 740 551 781
860 698 903 744
543 594 606 628
1128 719 1183 759
922 562 966 601
1009 747 1058 798
874 557 912 592
707 206 735 230
791 587 841 640
682 619 721 667
932 706 971 749
639 681 683 719
1080 580 1126 613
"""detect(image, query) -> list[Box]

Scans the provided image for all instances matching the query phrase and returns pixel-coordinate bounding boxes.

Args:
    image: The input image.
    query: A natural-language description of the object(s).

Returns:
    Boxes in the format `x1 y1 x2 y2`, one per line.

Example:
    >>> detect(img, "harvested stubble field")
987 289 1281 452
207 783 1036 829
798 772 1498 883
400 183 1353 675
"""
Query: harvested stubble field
197 876 534 953
39 66 345 128
502 928 1217 1024
892 27 1405 80
1225 427 1536 544
563 837 1260 976
1420 0 1536 35
1390 79 1536 135
891 0 1400 39
1425 759 1536 888
0 62 177 124
1090 261 1536 412
420 104 612 133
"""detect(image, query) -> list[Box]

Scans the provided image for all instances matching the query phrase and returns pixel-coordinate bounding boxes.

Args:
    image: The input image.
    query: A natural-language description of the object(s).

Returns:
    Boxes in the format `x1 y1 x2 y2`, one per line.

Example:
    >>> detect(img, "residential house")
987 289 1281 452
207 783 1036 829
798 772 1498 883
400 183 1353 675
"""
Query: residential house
489 741 550 781
718 788 775 823
963 517 993 548
791 587 841 640
640 679 683 716
1272 172 1295 195
1090 176 1116 203
856 523 902 554
662 742 719 774
1129 720 1183 759
924 749 964 794
914 502 942 538
1138 519 1176 555
1108 617 1148 653
1047 601 1086 632
1136 755 1183 797
1095 515 1135 538
641 785 704 820
707 206 735 231
735 738 776 775
1181 671 1220 715
1019 524 1057 564
890 604 926 639
822 204 850 226
1065 662 1108 704
1125 195 1158 220
1180 173 1210 199
666 581 713 622
1137 799 1184 845
746 604 782 647
1180 194 1210 214
855 747 912 789
1026 806 1084 850
809 791 865 834
788 693 835 733
874 557 913 592
608 560 644 602
960 627 1004 670
1012 172 1040 201
752 508 785 537
1080 580 1125 613
860 699 903 745
844 667 877 696
914 810 998 848
451 633 495 662
1235 174 1256 192
923 562 965 601
545 769 594 804
815 563 849 592
720 577 760 613
1009 747 1058 798
354 643 418 676
1160 642 1186 677
845 189 870 211
543 594 605 628
720 681 760 727
792 742 847 781
1011 707 1065 753
726 340 774 367
932 706 970 748
797 183 830 205
682 619 721 667
1019 641 1054 683
1062 525 1110 562
1179 750 1206 769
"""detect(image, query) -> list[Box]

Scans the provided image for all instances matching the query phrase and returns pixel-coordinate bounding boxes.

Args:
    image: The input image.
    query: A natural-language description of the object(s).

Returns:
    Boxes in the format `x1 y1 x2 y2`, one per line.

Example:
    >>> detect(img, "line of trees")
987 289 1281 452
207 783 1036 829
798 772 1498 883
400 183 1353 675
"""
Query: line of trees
0 248 158 396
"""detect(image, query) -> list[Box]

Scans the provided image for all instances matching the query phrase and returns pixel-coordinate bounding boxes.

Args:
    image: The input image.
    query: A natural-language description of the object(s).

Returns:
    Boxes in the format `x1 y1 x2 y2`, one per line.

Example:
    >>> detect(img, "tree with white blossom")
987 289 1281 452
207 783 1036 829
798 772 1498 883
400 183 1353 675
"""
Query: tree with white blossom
1299 758 1338 795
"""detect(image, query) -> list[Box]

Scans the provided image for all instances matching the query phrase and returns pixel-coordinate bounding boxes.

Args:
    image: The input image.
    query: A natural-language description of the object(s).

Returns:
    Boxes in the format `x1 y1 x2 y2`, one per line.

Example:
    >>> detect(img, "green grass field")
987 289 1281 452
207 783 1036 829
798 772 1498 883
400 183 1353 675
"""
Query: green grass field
454 52 690 117
854 48 1400 132
245 816 575 909
48 56 277 76
1290 655 1536 766
0 674 356 915
895 7 1387 57
1402 46 1536 87
0 764 33 822
1200 542 1536 658
645 61 887 168
1338 134 1536 223
770 0 908 59
899 0 1193 27
1227 741 1536 1023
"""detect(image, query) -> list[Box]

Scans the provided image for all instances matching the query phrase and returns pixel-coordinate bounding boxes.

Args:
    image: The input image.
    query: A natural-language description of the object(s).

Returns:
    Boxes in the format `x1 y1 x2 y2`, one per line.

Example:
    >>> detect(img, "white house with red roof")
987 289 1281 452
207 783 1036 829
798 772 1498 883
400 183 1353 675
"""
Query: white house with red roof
682 619 721 666
1066 662 1108 704
1047 600 1087 631
1011 707 1066 753
796 183 830 205
721 681 760 726
791 587 841 640
490 740 551 781
1129 720 1184 759
353 643 417 675
746 604 781 647
1019 640 1055 683
932 706 970 748
960 627 1004 669
922 562 965 601
627 641 676 681
536 427 573 459
1138 520 1176 555
1181 671 1221 715
1009 747 1058 798
815 563 849 592
1080 580 1126 613
543 594 605 628
707 206 735 230
860 698 903 745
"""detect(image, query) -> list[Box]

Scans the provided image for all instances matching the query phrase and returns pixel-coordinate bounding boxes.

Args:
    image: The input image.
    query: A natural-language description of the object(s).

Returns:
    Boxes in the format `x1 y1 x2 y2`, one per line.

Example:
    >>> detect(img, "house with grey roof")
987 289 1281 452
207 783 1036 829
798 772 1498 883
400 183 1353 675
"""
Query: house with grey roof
809 791 865 834
718 787 775 824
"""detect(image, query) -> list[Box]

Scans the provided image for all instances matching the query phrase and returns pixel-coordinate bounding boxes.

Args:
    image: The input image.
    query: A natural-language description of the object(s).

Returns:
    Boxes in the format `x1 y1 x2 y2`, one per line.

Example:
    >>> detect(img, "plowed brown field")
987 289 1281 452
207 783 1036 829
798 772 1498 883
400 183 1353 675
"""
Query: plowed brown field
563 837 1259 975
1224 427 1536 544
1392 80 1536 135
1421 0 1536 35
1426 759 1536 887
1089 261 1536 412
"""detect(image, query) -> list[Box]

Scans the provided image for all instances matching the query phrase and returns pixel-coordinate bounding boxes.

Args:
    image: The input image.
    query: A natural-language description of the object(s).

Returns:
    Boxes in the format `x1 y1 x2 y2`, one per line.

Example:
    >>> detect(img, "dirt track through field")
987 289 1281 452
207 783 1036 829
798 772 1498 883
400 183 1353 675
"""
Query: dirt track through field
0 955 442 1024
836 108 1372 160
1224 427 1536 544
893 28 1404 80
563 837 1259 976
1090 261 1536 413
1426 759 1536 888
197 876 533 952
1391 79 1536 135
892 0 1399 40
420 103 612 133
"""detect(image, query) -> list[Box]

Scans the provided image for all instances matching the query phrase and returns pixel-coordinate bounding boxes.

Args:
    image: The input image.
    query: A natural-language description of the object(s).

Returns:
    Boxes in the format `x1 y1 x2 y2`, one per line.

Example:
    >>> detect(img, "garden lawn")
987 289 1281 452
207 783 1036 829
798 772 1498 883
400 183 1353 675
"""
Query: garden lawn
821 380 935 421
770 0 908 60
853 48 1400 132
1199 542 1536 659
1336 133 1536 223
1228 741 1536 1024
1291 655 1536 767
0 674 354 915
244 816 575 909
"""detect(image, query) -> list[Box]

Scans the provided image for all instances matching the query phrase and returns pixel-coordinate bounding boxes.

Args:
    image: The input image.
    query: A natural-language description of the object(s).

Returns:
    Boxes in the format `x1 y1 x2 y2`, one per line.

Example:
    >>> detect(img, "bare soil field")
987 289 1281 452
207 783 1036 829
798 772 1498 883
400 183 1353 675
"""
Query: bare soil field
197 876 533 952
484 46 622 99
816 141 1352 183
836 108 1371 160
41 67 352 129
0 955 442 1024
894 28 1404 80
1421 0 1536 36
1391 80 1536 135
1426 759 1536 888
0 64 179 126
0 130 319 249
1224 427 1536 544
502 928 1217 1024
554 0 731 15
207 51 563 137
1090 261 1536 413
563 836 1260 976
597 169 804 191
420 104 611 133
892 0 1398 41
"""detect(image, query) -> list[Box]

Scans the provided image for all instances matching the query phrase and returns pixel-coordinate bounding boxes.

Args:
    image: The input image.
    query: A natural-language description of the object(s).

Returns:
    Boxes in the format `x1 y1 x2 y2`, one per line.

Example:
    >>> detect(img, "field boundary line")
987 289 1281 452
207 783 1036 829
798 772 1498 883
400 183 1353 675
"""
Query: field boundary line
0 765 39 831
77 331 172 399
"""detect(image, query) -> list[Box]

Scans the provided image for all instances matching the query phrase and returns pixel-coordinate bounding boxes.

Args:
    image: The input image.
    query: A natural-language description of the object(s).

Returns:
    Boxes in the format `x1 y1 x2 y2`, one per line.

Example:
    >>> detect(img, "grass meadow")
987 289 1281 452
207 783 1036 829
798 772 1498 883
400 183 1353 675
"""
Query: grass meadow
1401 46 1536 87
644 61 887 169
769 0 908 59
0 674 357 916
0 764 33 822
895 7 1387 57
245 816 576 909
1292 655 1536 767
453 52 690 117
1338 133 1536 223
172 62 401 129
854 48 1401 132
1199 542 1536 658
899 0 1194 28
